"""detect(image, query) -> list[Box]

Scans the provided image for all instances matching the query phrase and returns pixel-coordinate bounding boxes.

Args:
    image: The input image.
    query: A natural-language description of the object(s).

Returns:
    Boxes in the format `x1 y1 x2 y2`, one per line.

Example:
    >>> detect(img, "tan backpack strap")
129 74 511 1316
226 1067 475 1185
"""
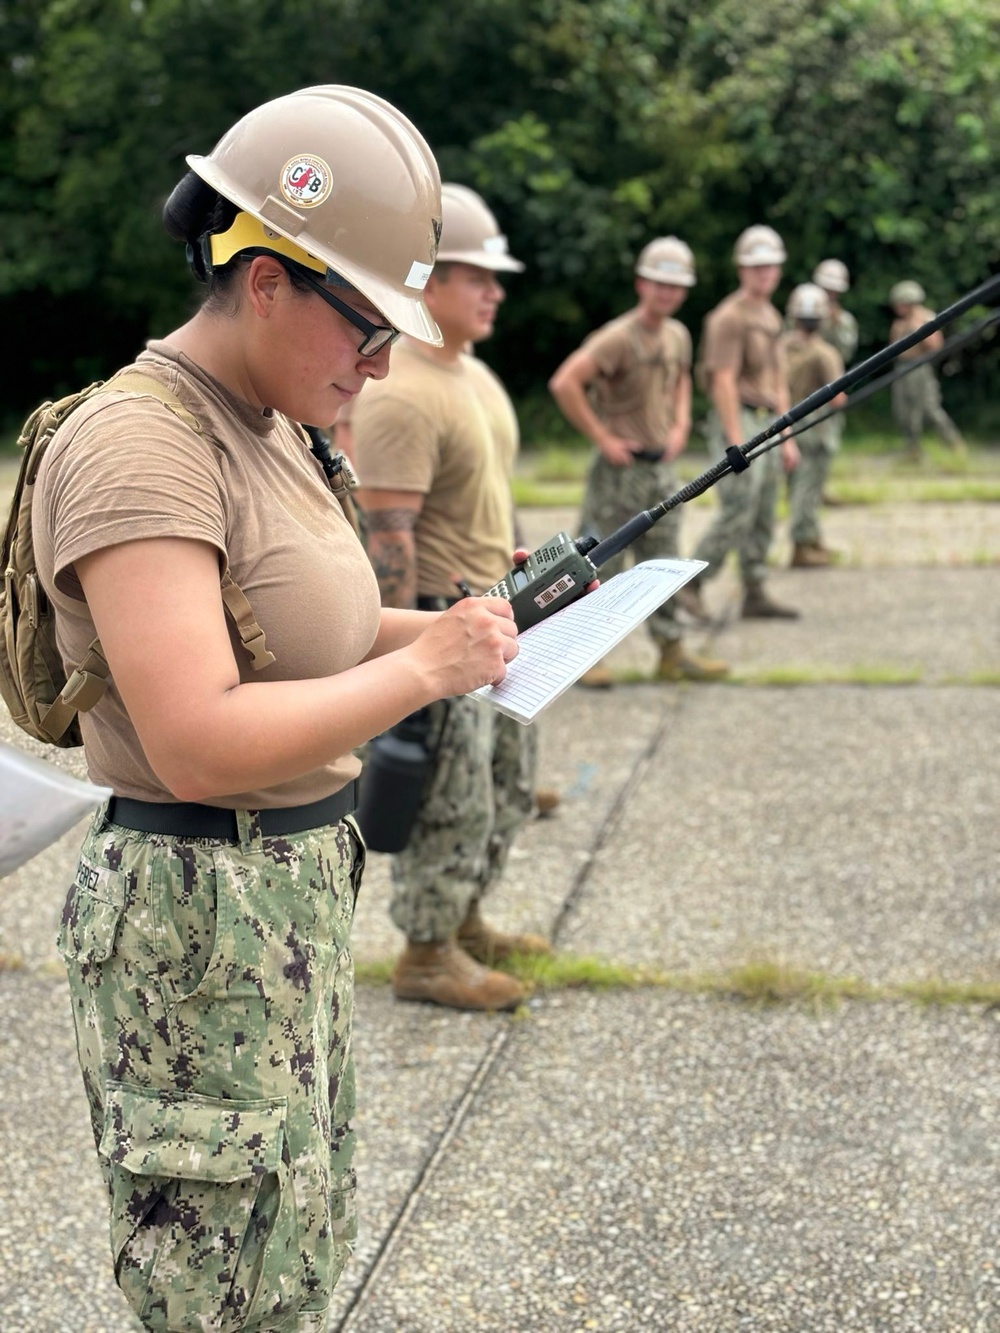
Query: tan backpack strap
220 568 275 670
106 370 204 435
40 640 109 742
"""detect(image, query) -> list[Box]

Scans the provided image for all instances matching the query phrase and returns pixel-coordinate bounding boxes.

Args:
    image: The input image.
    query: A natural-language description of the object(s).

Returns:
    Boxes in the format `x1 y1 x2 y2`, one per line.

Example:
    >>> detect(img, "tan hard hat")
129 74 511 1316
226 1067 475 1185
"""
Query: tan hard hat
734 225 787 267
187 85 443 343
635 236 696 287
434 184 524 272
812 258 850 293
890 280 925 305
787 283 830 322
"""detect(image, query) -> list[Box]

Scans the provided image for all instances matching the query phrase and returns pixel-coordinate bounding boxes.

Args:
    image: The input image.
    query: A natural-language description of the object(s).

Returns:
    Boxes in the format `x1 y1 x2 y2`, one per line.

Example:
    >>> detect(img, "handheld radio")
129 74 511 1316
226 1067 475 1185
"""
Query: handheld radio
485 532 598 631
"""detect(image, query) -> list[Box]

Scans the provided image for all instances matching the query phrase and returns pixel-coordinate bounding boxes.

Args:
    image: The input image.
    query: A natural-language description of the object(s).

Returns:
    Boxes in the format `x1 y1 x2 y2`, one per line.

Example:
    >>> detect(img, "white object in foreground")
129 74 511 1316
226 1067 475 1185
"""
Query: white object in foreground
0 742 112 879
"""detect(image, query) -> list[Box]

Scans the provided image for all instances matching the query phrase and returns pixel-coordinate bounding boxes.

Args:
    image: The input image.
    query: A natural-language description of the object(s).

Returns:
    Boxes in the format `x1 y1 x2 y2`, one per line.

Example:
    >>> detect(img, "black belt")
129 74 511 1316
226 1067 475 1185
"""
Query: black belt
630 449 665 463
107 779 359 840
417 594 461 611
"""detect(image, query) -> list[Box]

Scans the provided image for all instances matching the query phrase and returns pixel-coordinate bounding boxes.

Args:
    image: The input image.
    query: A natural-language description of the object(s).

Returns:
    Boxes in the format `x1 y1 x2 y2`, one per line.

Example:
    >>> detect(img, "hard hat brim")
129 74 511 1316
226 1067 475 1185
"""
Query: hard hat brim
635 265 696 286
737 250 787 267
434 249 525 273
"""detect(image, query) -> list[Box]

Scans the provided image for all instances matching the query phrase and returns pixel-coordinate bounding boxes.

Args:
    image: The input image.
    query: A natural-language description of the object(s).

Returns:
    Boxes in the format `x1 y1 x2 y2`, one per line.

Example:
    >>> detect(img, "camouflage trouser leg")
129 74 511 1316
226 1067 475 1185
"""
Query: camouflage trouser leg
918 366 962 445
893 363 962 449
389 697 537 941
579 452 683 642
59 805 364 1333
692 409 780 587
788 427 833 546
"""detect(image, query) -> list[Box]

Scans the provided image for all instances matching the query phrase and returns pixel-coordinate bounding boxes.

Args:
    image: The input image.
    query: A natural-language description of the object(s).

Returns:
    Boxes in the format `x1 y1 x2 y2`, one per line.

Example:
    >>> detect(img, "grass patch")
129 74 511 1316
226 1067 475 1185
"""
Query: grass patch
830 477 1000 504
504 951 664 991
353 951 1000 1010
594 664 927 688
716 960 879 1006
510 476 584 509
897 978 1000 1006
736 664 924 687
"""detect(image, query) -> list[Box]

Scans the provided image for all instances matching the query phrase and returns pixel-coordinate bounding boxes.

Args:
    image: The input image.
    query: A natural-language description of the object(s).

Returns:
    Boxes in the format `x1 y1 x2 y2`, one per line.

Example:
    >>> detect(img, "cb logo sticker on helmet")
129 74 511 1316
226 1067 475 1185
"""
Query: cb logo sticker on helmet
280 155 334 208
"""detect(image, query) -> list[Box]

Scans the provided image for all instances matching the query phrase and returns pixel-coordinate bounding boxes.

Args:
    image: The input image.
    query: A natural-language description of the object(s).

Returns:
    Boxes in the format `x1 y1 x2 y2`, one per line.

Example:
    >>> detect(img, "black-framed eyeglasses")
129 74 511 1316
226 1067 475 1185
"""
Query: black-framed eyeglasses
284 262 400 357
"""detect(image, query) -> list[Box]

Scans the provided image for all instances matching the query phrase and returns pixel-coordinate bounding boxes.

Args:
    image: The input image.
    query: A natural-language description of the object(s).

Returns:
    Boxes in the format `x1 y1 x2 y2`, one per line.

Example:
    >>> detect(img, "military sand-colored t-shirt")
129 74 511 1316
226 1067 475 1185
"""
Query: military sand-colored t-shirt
699 290 786 410
350 341 518 598
890 306 936 360
582 310 692 452
781 329 845 403
33 342 381 806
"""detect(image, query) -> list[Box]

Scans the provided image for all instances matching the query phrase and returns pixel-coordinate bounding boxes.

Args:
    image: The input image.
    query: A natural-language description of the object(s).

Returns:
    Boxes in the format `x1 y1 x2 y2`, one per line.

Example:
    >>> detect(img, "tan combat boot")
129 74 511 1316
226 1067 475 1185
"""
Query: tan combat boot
457 901 552 967
534 788 560 817
392 938 525 1011
790 542 832 568
577 658 614 689
656 640 729 682
742 582 800 619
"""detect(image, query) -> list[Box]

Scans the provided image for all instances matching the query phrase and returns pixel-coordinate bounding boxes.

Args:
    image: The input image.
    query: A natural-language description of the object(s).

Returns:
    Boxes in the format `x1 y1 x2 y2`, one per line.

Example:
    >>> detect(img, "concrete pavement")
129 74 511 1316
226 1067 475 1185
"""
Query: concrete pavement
1 488 998 1332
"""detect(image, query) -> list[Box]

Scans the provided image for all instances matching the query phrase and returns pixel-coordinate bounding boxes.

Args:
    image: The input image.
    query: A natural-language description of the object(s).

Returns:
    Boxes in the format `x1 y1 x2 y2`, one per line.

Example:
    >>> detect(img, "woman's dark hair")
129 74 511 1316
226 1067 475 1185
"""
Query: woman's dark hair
163 171 254 309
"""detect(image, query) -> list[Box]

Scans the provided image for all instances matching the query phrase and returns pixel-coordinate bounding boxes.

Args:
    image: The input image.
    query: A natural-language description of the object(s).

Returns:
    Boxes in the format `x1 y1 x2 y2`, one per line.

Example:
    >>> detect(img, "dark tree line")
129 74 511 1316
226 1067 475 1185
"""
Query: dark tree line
2 0 998 431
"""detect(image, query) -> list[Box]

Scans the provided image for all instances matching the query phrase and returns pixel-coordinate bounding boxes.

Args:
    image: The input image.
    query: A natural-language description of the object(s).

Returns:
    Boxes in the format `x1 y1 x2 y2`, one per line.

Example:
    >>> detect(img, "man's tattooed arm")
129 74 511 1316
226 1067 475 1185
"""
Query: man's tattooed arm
363 505 420 609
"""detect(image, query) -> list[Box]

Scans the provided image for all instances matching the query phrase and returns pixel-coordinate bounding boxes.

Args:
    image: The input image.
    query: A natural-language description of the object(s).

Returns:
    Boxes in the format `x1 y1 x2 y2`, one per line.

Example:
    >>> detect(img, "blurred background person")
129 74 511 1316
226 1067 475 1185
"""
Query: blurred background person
548 236 729 687
888 280 966 458
686 225 800 621
781 283 847 567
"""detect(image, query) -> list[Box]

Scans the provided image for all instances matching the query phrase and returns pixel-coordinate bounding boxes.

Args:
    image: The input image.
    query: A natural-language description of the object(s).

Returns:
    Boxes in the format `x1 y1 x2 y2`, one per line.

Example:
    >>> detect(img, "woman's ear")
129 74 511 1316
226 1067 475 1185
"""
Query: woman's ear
244 254 288 319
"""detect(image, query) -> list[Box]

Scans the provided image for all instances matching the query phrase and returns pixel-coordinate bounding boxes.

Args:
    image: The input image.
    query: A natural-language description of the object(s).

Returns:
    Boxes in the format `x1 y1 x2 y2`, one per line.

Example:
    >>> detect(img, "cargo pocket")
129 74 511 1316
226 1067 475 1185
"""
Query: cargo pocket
99 1082 305 1333
57 861 125 967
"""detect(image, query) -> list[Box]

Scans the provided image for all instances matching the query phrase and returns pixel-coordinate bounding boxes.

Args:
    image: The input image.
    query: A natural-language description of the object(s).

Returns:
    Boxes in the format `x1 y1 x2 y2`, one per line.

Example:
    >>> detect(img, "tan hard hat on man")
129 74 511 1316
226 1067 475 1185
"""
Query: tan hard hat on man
787 283 830 323
186 85 443 343
734 225 787 267
813 258 850 294
890 280 926 306
434 183 525 272
635 236 696 287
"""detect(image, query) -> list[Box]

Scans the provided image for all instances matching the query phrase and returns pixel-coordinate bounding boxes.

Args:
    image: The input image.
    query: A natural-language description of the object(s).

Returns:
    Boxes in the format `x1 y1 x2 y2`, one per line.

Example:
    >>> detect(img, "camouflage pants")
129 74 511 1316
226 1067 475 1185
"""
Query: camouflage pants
692 408 781 587
788 423 834 546
58 804 364 1332
578 453 682 643
390 698 536 941
892 364 961 449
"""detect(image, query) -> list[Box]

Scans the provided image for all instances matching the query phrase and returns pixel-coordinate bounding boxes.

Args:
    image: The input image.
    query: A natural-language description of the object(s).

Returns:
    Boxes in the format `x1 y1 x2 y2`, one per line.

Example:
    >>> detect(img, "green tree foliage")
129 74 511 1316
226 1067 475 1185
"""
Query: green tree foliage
1 0 997 423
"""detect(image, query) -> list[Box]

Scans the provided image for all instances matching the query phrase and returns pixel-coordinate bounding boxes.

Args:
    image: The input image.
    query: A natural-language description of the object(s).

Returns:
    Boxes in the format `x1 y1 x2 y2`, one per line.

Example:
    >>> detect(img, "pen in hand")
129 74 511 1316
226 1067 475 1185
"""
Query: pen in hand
453 578 475 599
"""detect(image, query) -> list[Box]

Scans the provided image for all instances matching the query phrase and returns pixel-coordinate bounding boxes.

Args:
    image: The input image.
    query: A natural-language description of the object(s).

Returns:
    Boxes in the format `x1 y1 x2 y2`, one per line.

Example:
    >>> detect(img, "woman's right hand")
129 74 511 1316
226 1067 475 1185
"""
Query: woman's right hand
409 596 519 697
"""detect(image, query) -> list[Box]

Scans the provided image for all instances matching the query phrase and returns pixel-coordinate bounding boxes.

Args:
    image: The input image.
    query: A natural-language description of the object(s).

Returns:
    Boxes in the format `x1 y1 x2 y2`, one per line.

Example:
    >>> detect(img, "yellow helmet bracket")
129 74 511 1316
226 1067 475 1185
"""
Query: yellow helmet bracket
195 210 330 282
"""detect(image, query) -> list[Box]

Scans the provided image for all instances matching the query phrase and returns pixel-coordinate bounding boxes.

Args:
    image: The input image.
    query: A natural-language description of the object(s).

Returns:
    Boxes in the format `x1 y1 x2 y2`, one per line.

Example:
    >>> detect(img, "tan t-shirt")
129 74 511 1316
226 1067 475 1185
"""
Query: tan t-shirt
32 343 381 806
781 329 845 403
890 306 936 360
350 341 518 598
699 290 786 410
582 310 692 452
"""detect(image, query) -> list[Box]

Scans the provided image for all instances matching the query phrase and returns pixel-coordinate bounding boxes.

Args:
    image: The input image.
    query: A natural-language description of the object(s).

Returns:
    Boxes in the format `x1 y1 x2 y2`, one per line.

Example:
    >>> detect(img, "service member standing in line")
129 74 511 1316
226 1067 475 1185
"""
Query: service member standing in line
888 280 966 458
812 257 858 468
813 258 859 368
547 237 729 687
352 184 550 1012
686 224 801 620
31 88 519 1332
781 283 847 566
